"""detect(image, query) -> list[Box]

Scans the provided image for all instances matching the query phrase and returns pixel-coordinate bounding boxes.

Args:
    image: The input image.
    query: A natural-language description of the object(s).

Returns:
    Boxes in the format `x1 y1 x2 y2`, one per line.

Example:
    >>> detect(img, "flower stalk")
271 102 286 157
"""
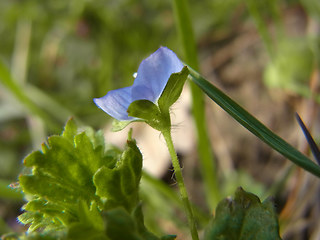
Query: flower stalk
162 128 199 240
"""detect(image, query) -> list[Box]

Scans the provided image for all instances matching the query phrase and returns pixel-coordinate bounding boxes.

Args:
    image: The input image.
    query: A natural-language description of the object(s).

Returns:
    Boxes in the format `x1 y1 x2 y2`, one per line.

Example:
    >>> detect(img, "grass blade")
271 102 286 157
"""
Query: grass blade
296 113 320 165
189 67 320 178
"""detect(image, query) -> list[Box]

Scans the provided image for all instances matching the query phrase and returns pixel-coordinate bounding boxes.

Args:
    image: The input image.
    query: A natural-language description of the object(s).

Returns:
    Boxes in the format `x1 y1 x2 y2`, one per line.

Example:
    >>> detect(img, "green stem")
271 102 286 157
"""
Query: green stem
162 129 199 240
173 0 220 211
244 0 276 58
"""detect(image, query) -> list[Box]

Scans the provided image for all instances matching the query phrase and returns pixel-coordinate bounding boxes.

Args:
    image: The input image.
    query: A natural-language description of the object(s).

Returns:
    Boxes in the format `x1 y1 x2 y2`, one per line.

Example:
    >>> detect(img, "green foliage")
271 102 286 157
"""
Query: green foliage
0 0 181 128
103 206 160 240
300 0 320 20
204 187 281 240
1 231 66 240
12 119 168 240
264 38 314 97
93 139 142 212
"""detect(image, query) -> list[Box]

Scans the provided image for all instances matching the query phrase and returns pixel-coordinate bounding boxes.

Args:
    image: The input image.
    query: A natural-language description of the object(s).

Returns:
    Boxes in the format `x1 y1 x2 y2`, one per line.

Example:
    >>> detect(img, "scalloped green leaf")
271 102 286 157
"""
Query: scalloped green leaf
62 117 78 141
93 139 142 212
15 119 173 240
18 119 126 233
67 201 107 240
132 204 161 240
2 231 67 240
204 187 282 240
104 207 163 240
105 208 140 240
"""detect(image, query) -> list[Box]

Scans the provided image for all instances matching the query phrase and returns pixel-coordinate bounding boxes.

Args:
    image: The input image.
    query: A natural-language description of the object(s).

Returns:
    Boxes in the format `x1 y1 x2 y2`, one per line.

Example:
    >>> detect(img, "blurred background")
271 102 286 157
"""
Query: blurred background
0 0 320 239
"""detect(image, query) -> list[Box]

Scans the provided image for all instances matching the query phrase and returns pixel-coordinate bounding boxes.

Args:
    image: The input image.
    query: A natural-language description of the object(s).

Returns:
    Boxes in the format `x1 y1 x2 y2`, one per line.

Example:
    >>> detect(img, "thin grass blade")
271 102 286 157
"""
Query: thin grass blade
188 67 320 178
296 113 320 165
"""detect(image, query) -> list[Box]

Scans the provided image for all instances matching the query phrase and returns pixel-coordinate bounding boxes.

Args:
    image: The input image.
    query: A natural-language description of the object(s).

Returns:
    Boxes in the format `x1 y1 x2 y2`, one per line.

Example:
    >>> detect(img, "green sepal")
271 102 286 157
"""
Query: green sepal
127 100 159 120
158 66 189 113
112 119 138 132
127 100 169 131
93 139 142 212
204 187 282 240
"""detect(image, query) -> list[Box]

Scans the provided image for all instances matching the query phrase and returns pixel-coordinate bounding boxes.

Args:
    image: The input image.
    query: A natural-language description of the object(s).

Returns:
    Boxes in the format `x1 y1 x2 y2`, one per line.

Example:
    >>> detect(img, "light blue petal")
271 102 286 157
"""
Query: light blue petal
132 47 184 102
93 87 134 121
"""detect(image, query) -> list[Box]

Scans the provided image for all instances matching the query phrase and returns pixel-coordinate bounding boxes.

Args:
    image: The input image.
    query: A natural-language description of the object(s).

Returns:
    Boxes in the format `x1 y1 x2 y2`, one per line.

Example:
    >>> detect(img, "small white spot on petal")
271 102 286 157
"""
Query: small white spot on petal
133 72 138 78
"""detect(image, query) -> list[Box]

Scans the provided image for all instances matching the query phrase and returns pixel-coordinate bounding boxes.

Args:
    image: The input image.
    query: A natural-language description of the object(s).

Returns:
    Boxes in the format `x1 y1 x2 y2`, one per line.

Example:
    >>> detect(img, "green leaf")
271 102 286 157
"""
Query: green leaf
104 208 141 240
104 207 165 240
18 118 131 233
204 187 281 240
77 201 104 231
68 224 108 240
93 139 142 212
189 67 320 178
62 117 78 141
67 201 107 240
2 231 67 240
158 66 189 112
18 198 76 232
132 204 160 240
104 205 176 240
1 232 20 240
160 236 177 240
127 100 169 131
15 119 172 240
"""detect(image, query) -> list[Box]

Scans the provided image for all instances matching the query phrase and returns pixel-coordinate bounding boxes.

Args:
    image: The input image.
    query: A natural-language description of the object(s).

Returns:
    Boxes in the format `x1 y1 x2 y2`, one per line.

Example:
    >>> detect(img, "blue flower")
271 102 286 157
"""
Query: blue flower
94 47 184 120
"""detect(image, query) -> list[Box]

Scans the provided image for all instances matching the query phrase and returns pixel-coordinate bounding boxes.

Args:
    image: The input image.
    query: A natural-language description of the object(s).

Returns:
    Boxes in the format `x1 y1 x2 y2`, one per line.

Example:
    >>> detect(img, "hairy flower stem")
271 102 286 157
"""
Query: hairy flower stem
162 129 199 240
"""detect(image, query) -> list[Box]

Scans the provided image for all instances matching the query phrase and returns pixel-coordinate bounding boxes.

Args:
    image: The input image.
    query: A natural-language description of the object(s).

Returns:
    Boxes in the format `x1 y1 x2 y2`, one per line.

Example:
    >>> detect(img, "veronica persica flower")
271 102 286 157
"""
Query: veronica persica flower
94 47 195 239
94 47 184 121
